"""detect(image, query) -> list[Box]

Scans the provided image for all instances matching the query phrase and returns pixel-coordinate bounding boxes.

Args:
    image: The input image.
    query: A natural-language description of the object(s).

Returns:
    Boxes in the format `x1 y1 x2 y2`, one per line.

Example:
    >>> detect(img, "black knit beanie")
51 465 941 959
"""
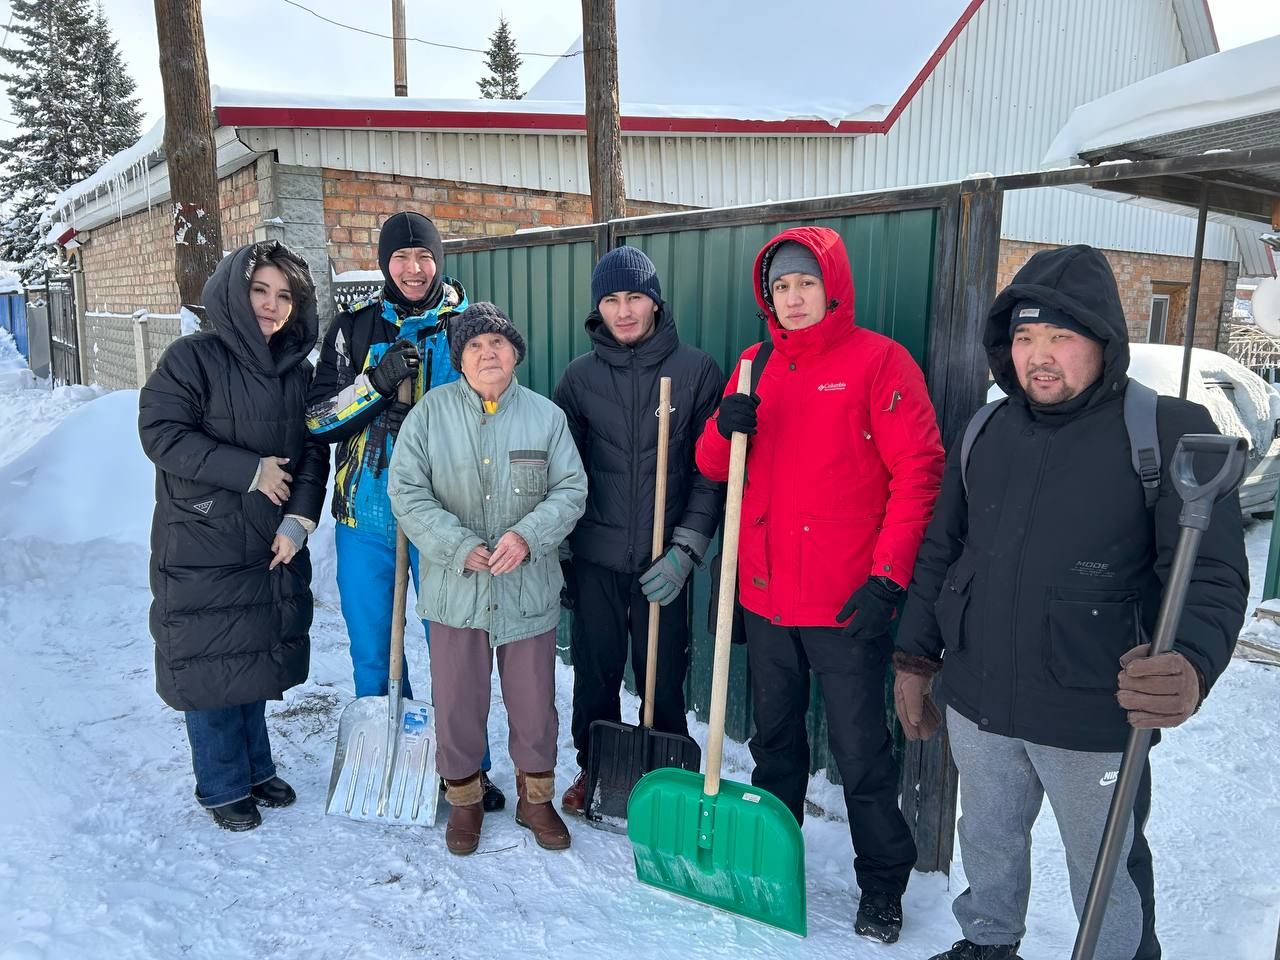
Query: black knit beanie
378 211 444 310
590 246 663 308
1008 299 1105 343
448 301 528 370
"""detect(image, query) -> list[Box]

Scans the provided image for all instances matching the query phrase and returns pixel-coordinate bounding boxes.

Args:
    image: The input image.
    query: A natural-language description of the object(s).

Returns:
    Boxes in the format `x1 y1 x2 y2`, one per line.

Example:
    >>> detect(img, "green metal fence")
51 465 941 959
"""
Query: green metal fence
443 183 998 871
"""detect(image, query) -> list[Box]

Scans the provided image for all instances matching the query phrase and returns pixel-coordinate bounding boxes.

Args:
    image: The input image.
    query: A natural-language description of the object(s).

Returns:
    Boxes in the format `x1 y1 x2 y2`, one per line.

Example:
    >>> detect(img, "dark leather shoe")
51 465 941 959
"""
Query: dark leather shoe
560 768 587 816
480 771 506 812
208 797 262 831
446 802 484 855
250 776 296 808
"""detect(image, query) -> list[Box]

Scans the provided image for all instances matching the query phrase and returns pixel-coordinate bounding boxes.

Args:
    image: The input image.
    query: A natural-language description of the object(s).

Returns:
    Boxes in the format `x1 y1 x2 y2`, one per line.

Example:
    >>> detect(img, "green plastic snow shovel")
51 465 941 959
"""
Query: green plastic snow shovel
627 358 807 936
586 377 701 831
325 379 439 828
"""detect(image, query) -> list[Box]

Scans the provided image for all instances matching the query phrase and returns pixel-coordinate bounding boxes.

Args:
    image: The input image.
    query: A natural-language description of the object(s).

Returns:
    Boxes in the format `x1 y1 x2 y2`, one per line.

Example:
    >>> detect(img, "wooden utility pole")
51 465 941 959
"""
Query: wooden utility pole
392 0 408 96
153 0 222 312
581 0 625 221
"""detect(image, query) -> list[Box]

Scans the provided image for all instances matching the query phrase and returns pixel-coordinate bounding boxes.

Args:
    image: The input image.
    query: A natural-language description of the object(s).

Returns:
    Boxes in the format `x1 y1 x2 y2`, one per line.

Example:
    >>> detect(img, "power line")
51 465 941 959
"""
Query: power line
277 0 582 59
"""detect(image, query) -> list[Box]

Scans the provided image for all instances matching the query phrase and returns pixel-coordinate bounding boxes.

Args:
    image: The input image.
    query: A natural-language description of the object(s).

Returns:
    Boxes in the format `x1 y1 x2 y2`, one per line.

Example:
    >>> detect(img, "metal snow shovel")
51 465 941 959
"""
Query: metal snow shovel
627 359 807 936
326 379 439 828
1071 433 1247 960
585 377 702 830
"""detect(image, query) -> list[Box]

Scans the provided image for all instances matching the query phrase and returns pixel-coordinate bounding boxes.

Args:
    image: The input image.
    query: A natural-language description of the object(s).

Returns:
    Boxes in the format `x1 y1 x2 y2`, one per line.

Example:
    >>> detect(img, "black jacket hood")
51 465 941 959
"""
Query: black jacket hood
985 244 1129 405
201 243 318 378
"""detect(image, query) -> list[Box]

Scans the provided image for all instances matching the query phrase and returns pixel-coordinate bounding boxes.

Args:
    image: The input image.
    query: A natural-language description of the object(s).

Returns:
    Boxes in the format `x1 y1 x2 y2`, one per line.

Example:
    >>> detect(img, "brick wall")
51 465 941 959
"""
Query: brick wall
323 170 687 274
997 239 1231 350
82 166 261 315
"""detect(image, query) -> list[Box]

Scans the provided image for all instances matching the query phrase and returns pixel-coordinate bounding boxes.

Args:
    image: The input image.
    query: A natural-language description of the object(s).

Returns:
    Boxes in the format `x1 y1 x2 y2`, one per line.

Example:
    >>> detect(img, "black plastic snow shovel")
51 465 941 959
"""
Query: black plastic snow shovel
585 377 702 830
1072 434 1247 960
627 359 807 936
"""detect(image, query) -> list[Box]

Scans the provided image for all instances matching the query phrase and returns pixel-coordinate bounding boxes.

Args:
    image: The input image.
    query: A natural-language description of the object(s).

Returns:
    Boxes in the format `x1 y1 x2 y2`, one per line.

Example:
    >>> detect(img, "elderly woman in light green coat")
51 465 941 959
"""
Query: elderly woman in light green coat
388 302 587 857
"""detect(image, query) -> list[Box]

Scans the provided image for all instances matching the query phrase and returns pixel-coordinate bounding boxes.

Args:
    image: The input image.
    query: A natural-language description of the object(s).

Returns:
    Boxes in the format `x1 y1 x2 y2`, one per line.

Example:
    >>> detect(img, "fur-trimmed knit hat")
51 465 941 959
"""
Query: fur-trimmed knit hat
448 301 527 370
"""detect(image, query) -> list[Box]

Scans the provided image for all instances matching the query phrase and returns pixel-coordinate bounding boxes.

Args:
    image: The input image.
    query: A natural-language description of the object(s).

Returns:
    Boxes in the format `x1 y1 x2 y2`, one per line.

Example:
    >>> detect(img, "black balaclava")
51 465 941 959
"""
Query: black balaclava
378 211 445 312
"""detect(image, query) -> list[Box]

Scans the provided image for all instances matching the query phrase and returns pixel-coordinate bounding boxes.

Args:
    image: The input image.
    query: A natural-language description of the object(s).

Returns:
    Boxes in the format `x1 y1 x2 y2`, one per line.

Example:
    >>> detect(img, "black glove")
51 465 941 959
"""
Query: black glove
560 559 578 610
715 393 760 440
836 576 904 641
367 340 421 397
383 401 411 436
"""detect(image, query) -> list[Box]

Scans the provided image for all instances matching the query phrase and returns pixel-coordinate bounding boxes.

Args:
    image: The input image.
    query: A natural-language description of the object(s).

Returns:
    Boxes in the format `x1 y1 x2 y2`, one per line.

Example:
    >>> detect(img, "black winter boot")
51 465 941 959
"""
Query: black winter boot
208 797 262 831
480 771 506 812
250 776 296 808
854 889 903 943
927 940 1023 960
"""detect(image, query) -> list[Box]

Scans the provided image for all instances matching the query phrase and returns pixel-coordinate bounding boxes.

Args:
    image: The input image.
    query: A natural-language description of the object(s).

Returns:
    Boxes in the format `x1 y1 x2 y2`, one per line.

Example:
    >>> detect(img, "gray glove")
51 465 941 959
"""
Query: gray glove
638 526 708 606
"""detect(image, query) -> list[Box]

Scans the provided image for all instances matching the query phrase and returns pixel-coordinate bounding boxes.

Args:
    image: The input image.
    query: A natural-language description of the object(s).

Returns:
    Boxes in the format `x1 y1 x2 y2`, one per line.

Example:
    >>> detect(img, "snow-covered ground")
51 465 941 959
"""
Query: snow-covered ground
1 330 1277 959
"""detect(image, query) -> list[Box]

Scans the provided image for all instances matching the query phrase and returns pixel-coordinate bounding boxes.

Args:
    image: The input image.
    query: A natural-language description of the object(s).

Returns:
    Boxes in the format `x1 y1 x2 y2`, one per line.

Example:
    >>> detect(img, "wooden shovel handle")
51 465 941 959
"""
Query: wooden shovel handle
704 360 751 798
389 376 414 683
642 377 672 729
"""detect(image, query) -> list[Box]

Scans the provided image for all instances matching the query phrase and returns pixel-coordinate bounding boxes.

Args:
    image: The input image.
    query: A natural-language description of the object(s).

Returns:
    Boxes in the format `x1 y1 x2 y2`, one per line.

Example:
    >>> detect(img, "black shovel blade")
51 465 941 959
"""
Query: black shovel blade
585 720 701 831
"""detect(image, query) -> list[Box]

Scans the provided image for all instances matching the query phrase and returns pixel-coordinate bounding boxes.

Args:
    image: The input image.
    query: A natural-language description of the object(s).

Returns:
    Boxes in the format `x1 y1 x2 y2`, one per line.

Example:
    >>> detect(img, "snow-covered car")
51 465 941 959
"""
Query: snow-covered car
987 344 1280 517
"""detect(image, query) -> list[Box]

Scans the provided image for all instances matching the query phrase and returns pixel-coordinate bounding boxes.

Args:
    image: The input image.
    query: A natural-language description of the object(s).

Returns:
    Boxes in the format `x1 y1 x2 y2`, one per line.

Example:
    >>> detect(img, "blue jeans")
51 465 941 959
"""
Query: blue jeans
335 523 492 772
184 701 276 808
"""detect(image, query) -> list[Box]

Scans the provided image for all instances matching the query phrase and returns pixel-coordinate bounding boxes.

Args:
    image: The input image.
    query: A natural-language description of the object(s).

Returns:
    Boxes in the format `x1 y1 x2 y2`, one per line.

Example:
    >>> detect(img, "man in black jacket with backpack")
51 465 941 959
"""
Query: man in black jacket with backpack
553 246 725 814
894 244 1248 960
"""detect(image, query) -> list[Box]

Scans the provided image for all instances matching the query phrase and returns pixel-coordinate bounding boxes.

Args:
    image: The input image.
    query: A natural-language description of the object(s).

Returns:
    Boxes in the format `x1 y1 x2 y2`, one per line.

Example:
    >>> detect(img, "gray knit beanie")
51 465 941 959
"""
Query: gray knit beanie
767 240 823 287
448 301 528 370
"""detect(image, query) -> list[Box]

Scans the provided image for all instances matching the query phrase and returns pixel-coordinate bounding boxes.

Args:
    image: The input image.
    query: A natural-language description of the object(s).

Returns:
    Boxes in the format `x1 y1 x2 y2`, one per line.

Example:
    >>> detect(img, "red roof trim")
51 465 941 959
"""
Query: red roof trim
215 0 986 138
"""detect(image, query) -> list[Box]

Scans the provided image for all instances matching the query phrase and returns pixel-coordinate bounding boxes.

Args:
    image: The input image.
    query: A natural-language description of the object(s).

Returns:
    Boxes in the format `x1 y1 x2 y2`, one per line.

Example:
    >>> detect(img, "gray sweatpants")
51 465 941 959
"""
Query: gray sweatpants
948 708 1157 959
428 624 559 781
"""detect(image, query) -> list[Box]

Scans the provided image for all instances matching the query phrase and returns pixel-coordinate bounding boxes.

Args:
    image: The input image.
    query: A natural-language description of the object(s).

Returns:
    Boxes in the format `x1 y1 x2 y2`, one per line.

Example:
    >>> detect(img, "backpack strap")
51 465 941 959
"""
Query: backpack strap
1123 379 1161 510
960 398 1007 500
750 340 773 394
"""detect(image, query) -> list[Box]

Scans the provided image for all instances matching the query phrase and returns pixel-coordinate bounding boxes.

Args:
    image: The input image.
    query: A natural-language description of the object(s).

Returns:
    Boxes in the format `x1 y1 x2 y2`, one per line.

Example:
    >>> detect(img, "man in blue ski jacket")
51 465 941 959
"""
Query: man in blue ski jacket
307 211 504 810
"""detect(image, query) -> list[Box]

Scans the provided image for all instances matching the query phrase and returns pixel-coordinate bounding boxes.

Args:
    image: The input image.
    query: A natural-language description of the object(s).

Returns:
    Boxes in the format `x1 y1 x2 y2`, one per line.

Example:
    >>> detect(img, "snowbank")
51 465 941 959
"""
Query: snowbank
0 390 154 546
0 272 21 295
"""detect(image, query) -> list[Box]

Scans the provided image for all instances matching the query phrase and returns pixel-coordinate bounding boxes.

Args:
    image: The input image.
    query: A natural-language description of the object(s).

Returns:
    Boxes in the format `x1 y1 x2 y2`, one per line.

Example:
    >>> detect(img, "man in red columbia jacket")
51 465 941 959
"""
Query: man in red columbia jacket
695 225 944 944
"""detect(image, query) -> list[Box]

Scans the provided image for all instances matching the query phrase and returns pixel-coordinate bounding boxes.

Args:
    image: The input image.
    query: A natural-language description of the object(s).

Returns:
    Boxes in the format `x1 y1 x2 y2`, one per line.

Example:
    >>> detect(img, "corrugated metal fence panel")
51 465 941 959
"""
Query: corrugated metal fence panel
442 206 940 772
447 240 599 399
0 294 29 359
621 208 939 755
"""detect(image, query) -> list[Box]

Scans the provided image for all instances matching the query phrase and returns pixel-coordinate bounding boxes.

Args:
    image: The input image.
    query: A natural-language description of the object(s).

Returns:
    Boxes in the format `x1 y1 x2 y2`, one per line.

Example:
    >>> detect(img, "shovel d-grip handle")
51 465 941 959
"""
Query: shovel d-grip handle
1170 434 1247 532
1072 433 1245 960
703 360 752 806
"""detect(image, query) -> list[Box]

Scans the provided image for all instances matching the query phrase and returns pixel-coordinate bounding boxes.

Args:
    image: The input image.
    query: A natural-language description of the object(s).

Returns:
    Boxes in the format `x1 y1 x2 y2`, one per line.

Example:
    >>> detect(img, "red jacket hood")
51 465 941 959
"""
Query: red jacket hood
752 226 856 353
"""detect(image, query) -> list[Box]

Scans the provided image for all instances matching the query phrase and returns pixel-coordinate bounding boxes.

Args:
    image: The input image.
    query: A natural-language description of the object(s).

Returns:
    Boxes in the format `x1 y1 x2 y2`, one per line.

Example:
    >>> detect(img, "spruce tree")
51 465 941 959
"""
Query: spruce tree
86 2 142 166
0 0 140 280
478 15 523 100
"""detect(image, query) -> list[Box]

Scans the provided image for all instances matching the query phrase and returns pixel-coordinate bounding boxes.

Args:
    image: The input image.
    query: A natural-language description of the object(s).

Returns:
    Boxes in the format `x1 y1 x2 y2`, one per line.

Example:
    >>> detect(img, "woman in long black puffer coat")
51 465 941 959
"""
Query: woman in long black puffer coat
139 240 329 831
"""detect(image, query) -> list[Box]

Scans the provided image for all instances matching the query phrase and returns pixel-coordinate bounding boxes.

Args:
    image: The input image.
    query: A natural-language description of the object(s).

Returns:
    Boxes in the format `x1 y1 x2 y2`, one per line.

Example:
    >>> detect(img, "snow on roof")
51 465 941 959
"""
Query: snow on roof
1043 34 1280 165
528 0 979 125
45 118 166 227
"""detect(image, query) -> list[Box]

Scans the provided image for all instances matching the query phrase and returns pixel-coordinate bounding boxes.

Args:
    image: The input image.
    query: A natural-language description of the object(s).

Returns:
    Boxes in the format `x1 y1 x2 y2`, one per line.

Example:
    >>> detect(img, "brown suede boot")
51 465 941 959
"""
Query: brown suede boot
444 773 484 855
516 770 571 851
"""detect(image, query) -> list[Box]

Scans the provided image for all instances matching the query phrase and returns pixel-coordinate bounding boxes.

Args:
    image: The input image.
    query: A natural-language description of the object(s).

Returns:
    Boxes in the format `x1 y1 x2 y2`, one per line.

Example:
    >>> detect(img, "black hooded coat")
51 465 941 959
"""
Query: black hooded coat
896 245 1248 752
139 245 330 711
